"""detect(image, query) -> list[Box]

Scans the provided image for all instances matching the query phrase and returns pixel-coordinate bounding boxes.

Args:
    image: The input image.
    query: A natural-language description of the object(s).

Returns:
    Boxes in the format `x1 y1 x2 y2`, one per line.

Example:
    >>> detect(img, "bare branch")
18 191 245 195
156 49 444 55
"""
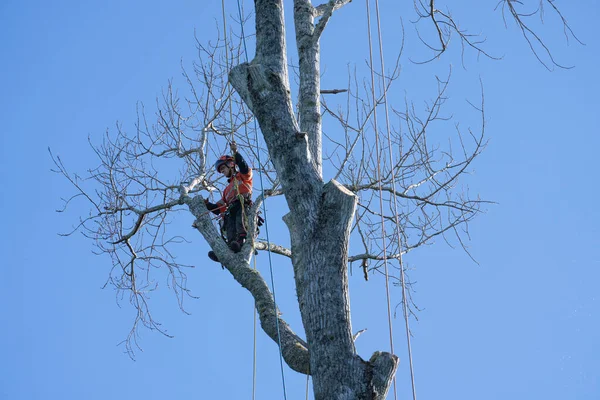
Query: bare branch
496 0 582 70
314 0 352 18
254 241 293 258
411 0 500 64
314 0 353 40
185 195 310 374
320 89 348 94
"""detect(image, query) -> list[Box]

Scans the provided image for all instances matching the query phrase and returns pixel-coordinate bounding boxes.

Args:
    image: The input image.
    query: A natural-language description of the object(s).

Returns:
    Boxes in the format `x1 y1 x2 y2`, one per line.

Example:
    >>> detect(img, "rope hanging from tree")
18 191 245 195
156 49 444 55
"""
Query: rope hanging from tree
220 0 236 146
220 0 249 233
372 1 418 398
365 1 398 398
224 1 290 399
252 255 258 400
366 0 418 399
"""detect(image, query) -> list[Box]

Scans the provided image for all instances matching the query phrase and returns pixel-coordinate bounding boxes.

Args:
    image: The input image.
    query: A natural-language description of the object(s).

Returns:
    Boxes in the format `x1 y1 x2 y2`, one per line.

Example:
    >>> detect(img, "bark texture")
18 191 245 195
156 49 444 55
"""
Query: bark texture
185 195 310 373
294 0 322 175
229 1 399 398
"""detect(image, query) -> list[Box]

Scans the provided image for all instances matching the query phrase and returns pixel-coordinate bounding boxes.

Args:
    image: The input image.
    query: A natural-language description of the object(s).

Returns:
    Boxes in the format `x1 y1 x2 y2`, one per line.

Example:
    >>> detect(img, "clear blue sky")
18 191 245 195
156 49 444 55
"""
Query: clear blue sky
1 1 598 399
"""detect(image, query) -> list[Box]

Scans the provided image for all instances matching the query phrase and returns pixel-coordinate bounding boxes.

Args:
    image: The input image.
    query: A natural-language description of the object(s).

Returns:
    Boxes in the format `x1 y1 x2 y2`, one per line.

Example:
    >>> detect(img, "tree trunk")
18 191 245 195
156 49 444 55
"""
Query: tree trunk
229 1 399 399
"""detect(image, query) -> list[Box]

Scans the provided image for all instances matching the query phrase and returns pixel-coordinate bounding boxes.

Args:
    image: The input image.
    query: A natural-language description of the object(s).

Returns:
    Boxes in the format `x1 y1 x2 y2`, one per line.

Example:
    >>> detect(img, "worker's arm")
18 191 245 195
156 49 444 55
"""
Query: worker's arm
230 141 250 175
234 152 250 175
204 199 224 215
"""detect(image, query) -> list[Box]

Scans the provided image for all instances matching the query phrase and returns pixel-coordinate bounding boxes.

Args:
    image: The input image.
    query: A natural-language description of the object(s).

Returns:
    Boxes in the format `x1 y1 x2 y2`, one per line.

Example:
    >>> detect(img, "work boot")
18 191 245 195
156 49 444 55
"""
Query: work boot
229 241 242 253
208 251 219 262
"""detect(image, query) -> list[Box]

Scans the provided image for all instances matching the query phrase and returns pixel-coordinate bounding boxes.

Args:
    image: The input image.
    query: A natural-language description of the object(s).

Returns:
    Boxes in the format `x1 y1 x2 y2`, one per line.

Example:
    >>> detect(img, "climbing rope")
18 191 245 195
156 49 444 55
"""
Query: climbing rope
221 0 236 144
233 1 289 399
221 0 251 237
372 1 418 399
366 0 418 399
305 374 310 400
365 1 398 399
252 255 258 400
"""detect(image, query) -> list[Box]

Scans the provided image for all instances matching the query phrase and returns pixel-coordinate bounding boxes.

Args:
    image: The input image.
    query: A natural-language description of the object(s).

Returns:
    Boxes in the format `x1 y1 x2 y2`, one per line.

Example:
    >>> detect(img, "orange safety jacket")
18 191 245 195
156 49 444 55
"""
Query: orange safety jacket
222 170 253 207
210 171 253 215
206 153 253 216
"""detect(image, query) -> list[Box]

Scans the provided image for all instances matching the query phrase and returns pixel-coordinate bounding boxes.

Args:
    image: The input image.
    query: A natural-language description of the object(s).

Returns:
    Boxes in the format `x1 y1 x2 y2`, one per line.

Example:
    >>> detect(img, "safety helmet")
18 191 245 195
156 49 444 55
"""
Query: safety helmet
214 155 234 173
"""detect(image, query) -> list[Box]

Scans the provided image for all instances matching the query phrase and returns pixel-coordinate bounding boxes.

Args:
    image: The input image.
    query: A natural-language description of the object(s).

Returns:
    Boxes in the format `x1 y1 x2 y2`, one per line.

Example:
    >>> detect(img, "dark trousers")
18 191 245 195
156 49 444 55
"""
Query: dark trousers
223 200 248 244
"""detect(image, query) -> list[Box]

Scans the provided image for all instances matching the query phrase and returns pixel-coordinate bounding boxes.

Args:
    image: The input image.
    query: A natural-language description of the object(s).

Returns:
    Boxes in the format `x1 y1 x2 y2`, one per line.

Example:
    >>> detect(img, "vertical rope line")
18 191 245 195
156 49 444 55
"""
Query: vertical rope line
373 1 417 399
235 1 288 399
364 1 398 399
221 0 236 141
223 0 255 277
221 4 269 399
252 256 258 400
305 374 310 400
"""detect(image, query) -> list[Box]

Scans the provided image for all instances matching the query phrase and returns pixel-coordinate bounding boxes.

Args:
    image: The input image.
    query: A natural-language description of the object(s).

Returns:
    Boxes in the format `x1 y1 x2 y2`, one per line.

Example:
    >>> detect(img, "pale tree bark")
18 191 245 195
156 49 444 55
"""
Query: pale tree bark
230 1 397 398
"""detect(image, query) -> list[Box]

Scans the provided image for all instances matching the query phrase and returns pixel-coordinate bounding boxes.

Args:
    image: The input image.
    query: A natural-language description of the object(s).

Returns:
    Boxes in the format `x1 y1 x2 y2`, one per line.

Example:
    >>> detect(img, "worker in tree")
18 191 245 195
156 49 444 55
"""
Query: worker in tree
205 141 253 262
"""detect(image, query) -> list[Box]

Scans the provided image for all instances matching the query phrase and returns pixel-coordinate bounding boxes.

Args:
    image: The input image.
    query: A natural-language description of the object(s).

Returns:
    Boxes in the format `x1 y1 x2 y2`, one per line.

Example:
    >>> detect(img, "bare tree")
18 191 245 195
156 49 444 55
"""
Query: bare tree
53 1 578 399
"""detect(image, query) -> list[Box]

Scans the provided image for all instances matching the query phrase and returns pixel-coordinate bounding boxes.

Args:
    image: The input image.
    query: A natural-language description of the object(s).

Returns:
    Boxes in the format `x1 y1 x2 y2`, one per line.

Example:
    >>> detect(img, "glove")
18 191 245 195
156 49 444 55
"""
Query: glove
230 141 238 154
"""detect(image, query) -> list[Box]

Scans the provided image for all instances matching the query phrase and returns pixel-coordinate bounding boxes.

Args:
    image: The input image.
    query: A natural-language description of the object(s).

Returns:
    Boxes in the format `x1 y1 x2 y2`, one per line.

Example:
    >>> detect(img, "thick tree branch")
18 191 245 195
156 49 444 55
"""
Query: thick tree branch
254 241 292 258
230 61 322 225
294 0 324 175
313 0 337 40
184 194 310 374
314 0 352 17
369 351 399 399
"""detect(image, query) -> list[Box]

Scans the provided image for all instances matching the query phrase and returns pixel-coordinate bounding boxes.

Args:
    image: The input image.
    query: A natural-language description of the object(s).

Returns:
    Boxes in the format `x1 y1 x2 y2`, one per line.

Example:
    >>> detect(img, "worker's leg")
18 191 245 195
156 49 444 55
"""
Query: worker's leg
223 204 235 243
208 215 231 262
235 204 248 245
226 202 243 252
